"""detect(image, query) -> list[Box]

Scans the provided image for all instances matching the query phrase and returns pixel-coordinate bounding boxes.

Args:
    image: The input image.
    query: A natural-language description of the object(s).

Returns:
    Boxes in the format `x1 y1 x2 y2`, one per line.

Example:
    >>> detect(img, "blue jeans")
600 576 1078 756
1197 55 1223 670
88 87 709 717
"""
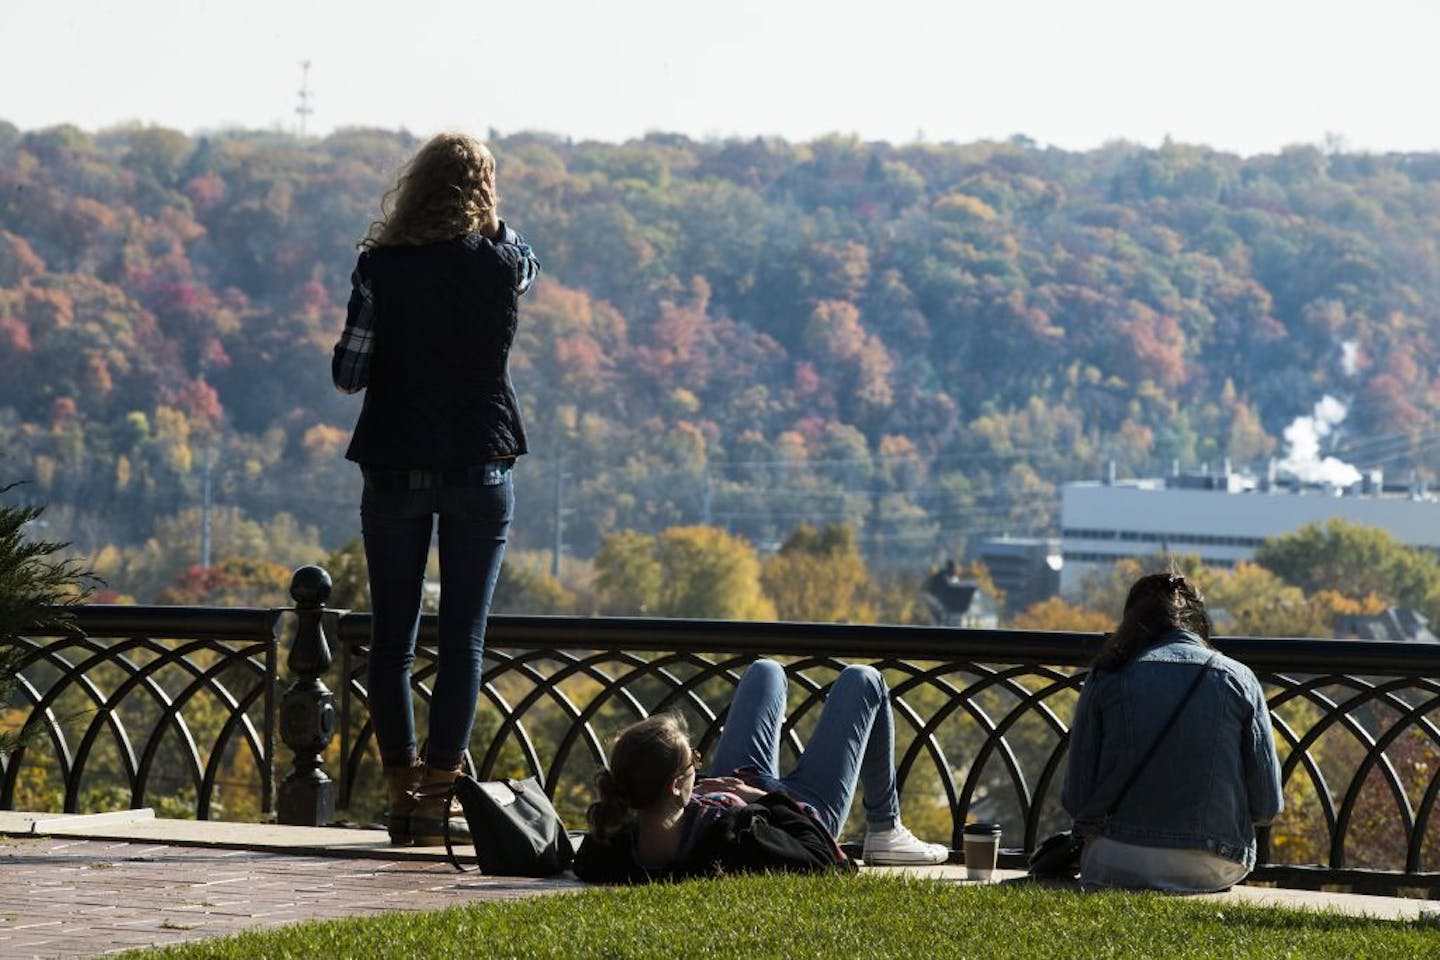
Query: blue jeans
360 462 513 772
703 659 900 837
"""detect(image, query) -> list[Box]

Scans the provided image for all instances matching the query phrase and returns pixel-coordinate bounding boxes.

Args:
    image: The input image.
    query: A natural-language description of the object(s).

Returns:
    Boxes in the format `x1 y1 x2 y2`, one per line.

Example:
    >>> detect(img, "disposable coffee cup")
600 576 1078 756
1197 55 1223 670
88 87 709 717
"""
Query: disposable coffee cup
962 822 1002 881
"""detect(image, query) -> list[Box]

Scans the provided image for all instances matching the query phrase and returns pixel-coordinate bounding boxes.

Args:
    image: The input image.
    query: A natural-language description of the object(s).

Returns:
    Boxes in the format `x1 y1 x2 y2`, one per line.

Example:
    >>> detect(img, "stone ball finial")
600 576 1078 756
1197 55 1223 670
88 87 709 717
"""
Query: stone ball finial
290 565 333 606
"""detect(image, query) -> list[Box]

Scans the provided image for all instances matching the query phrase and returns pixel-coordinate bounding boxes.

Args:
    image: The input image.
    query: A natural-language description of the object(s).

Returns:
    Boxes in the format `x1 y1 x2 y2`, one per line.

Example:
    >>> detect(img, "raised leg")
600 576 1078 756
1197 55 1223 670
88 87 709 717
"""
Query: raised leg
781 664 899 836
705 659 788 779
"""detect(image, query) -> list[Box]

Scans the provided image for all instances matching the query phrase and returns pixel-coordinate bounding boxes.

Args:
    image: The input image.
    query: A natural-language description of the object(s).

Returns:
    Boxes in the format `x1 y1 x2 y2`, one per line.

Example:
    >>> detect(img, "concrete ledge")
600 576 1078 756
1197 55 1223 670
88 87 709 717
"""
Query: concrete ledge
1199 882 1440 921
30 807 156 833
0 808 155 834
0 809 452 861
870 865 1440 922
0 810 45 834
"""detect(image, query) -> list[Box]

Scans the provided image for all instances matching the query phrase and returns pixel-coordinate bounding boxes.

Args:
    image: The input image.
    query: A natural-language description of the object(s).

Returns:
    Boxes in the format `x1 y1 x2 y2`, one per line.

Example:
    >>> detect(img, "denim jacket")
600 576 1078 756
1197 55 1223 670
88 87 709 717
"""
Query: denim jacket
1061 629 1284 868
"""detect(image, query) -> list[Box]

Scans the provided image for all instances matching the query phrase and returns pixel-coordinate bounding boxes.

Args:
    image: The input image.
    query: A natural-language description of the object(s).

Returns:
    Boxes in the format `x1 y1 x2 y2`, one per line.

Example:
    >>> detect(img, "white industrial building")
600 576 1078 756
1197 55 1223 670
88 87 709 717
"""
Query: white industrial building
1059 469 1440 594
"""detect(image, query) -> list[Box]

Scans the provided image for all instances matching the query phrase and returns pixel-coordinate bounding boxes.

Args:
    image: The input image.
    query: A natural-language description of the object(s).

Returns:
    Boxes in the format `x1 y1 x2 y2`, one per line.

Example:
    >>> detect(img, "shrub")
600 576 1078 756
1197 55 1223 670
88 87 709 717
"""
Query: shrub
0 482 96 756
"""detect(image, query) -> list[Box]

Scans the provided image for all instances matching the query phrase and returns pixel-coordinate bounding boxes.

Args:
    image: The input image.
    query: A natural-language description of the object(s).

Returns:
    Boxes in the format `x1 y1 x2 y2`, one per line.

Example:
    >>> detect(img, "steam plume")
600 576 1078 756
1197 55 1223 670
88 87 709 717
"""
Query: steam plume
1278 395 1362 487
1340 340 1360 378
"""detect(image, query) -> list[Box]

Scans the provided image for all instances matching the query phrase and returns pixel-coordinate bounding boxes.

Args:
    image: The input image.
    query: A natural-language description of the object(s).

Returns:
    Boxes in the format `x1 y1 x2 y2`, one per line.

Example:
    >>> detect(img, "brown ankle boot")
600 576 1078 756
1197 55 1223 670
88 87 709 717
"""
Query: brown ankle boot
382 763 423 846
409 764 471 847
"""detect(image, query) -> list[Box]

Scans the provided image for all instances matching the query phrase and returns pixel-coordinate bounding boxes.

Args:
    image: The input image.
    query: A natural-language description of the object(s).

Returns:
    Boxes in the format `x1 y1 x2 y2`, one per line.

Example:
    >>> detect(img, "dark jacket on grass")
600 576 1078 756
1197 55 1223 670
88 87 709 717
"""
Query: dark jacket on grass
572 792 853 884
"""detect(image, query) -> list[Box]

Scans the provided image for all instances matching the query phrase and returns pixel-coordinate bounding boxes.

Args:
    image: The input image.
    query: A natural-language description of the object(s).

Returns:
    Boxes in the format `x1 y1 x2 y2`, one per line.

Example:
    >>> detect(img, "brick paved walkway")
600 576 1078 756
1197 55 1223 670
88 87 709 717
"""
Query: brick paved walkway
0 835 580 959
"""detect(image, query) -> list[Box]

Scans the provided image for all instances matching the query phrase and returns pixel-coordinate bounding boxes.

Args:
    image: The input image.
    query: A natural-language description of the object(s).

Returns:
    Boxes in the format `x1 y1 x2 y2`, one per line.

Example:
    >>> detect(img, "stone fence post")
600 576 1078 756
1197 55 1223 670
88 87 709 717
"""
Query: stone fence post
276 565 336 826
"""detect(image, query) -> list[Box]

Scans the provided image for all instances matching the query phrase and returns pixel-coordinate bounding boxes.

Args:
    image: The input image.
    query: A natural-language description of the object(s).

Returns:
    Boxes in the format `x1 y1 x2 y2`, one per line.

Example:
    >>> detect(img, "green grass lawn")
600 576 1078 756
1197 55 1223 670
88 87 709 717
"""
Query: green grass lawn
126 874 1438 959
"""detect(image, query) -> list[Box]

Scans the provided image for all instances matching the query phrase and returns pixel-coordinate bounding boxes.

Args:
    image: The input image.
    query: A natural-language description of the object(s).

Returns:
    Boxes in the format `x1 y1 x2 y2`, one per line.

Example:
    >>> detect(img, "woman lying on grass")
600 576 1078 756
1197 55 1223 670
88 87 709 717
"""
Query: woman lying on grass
573 659 947 883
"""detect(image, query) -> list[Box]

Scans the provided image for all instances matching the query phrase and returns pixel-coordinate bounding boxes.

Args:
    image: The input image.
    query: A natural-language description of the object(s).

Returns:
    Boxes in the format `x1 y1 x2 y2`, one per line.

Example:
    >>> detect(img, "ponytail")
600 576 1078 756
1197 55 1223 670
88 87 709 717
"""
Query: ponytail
586 768 633 843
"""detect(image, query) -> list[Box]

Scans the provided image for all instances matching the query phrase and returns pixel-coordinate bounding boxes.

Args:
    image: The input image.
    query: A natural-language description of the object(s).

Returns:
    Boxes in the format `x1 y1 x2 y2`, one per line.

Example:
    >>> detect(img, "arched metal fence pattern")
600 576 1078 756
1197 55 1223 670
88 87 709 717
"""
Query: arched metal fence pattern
6 600 1440 893
1 608 280 819
1258 668 1440 890
335 616 1440 893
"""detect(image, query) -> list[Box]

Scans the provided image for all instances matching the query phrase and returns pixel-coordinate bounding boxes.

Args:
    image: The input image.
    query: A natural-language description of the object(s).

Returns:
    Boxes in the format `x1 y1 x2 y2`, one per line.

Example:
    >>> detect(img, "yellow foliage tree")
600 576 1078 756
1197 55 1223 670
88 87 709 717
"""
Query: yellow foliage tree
1202 561 1326 637
322 538 371 611
301 423 348 462
1080 555 1379 639
761 523 870 623
654 526 775 620
1009 597 1112 633
594 526 774 620
491 549 577 614
594 529 663 614
1312 589 1388 625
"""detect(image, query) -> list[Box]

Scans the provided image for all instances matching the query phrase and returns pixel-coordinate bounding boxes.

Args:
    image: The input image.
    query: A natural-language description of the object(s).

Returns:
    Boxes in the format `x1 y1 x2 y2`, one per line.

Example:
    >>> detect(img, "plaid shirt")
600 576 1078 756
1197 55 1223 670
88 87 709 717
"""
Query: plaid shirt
331 222 539 394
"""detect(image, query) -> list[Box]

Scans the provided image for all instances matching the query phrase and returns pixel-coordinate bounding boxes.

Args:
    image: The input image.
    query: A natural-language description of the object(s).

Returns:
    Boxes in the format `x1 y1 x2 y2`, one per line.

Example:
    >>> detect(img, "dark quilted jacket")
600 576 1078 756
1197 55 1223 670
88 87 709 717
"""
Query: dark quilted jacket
345 232 528 467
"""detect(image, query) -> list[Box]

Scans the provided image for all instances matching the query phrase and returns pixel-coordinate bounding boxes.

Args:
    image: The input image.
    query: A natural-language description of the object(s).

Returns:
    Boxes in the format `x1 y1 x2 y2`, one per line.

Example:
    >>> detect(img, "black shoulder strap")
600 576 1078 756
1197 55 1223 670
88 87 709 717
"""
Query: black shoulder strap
1105 651 1219 818
443 779 477 873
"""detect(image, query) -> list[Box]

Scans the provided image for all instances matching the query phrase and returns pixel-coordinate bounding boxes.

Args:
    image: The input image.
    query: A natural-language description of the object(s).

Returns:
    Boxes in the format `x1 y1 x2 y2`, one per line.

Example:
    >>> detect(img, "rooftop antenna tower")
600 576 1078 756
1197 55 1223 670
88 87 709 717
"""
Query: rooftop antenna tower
296 60 314 137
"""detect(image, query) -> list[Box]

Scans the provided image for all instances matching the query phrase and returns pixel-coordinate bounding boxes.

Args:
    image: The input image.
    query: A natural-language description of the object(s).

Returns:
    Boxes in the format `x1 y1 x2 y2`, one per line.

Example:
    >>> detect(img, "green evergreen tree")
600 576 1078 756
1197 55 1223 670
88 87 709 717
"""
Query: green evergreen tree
0 484 95 756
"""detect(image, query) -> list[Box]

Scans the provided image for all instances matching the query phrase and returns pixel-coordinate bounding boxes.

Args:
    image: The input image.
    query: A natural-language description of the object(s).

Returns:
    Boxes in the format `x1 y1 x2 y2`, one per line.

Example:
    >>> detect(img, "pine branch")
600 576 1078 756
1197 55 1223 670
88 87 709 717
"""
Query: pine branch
0 483 98 757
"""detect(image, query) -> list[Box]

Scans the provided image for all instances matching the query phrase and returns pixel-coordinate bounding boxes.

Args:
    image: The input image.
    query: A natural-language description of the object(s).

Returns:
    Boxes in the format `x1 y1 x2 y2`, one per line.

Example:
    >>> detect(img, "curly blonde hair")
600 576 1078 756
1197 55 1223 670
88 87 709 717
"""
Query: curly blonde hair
360 133 498 249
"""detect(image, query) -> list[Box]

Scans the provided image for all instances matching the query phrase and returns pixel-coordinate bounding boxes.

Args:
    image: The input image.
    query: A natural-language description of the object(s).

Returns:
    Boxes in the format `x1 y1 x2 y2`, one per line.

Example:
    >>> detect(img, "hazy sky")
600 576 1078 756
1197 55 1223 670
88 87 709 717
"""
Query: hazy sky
6 0 1438 155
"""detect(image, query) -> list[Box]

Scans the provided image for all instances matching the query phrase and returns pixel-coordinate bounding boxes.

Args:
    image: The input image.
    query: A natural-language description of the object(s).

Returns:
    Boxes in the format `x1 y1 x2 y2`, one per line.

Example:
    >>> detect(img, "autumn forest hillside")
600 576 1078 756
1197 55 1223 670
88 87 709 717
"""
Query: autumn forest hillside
3 122 1439 603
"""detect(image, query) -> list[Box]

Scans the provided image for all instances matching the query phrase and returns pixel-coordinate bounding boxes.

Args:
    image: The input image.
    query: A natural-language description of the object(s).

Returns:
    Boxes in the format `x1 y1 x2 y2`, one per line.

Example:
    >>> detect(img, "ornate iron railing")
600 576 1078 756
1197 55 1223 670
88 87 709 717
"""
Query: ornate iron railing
1 607 281 819
5 573 1440 895
338 616 1440 894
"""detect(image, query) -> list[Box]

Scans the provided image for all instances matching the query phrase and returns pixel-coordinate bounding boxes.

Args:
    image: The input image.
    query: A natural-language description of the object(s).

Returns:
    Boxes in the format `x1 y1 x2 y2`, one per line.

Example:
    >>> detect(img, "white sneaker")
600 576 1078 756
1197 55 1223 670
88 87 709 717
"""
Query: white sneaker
862 824 949 865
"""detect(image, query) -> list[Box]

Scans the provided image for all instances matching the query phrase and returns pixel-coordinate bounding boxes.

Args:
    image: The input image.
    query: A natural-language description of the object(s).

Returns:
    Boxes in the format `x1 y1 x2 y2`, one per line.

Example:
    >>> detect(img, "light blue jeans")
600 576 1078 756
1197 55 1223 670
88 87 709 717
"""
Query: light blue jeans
703 659 900 837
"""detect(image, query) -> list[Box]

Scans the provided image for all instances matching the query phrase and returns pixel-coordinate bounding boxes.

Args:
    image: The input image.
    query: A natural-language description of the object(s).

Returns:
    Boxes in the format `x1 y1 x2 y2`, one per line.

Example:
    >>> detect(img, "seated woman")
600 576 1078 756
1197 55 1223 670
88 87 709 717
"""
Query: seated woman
1062 572 1284 892
573 659 947 883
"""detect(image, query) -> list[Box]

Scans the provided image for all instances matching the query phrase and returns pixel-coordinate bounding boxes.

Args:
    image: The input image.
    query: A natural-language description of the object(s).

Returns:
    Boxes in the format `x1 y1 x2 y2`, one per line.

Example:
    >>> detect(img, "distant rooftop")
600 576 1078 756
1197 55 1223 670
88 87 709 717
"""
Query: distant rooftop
1081 461 1433 501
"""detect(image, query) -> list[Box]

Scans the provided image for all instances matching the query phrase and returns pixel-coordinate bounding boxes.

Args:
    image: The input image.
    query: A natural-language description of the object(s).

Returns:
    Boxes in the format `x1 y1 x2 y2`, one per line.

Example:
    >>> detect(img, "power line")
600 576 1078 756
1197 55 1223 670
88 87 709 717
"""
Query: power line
1366 434 1440 467
1329 430 1436 460
708 449 1055 470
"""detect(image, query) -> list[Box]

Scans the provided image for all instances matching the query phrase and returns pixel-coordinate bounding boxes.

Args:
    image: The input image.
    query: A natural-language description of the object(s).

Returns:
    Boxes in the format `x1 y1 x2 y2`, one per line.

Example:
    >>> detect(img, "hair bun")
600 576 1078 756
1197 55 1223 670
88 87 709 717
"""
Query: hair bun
586 768 632 840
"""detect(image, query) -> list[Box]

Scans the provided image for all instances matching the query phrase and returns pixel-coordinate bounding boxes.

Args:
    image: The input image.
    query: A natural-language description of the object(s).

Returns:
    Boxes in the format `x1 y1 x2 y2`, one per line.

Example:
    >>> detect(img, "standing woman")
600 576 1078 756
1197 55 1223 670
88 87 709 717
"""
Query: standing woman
332 133 539 845
1062 572 1284 891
